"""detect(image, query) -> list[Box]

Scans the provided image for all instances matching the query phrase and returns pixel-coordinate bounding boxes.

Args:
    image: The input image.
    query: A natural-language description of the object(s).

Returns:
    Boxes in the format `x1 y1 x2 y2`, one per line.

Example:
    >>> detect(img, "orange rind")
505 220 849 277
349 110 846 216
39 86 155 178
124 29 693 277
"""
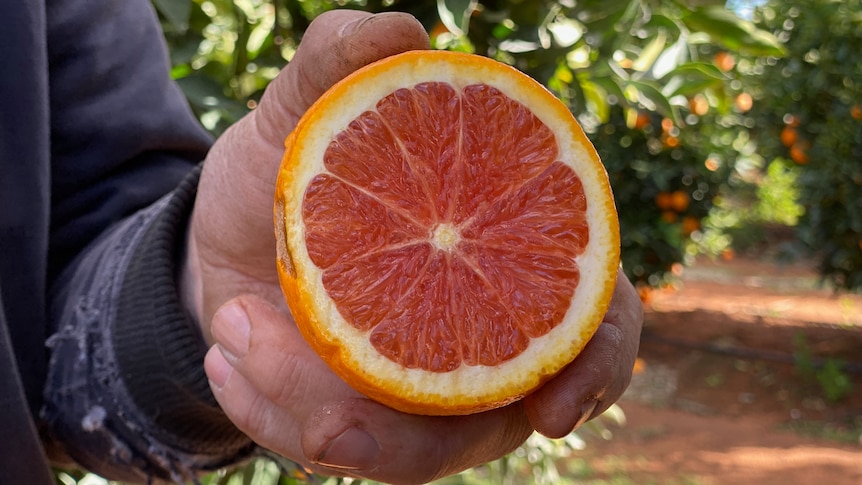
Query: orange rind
274 50 620 415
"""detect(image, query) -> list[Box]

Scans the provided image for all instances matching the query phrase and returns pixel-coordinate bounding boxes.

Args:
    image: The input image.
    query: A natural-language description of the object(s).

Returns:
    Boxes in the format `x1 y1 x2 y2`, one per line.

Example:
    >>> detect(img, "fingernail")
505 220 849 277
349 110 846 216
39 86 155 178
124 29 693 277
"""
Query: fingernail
314 427 380 470
212 302 250 360
205 346 233 391
342 12 403 37
574 400 599 430
341 14 375 37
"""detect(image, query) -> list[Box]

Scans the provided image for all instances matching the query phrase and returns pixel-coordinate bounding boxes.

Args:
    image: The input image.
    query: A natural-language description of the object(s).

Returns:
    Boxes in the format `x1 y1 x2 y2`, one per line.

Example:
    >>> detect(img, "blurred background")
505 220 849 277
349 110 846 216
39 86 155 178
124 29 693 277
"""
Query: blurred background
57 0 861 483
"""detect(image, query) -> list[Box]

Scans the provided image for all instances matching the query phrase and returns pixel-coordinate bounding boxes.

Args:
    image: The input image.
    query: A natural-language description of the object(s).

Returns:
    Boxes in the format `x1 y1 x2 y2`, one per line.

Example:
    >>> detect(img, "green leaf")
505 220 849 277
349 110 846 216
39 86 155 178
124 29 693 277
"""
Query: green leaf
591 75 627 106
168 37 201 68
151 0 192 32
660 61 728 96
176 73 230 108
580 78 610 123
248 20 275 59
632 30 667 72
652 37 687 79
566 73 589 116
578 0 637 28
667 78 722 98
644 13 683 41
437 0 478 36
682 6 787 57
663 61 727 81
626 79 676 120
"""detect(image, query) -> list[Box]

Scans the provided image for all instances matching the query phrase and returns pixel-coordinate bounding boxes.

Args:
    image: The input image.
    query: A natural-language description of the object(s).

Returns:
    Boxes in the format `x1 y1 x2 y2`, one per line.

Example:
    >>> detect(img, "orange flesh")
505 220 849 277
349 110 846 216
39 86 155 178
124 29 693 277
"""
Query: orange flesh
302 82 589 372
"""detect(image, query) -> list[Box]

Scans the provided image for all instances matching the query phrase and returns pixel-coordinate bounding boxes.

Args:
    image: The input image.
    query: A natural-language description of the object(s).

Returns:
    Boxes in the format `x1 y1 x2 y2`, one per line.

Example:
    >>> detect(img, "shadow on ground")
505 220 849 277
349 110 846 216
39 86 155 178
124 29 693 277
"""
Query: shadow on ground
580 255 862 484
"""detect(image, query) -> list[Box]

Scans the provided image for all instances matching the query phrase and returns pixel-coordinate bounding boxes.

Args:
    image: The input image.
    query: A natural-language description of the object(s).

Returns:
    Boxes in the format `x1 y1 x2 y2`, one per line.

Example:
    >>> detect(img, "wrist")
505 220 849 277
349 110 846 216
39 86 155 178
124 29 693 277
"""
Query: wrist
180 220 207 343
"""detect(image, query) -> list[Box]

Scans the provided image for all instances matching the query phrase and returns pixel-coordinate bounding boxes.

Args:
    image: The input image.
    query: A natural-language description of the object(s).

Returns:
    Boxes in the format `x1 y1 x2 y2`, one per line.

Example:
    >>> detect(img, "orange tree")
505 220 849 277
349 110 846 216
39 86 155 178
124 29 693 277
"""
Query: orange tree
152 0 783 286
742 0 862 290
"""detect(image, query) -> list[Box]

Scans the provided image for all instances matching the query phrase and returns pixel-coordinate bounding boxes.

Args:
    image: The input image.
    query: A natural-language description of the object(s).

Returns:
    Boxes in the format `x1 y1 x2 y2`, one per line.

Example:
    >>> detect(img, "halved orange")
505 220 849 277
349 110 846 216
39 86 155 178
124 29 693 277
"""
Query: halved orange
274 50 620 416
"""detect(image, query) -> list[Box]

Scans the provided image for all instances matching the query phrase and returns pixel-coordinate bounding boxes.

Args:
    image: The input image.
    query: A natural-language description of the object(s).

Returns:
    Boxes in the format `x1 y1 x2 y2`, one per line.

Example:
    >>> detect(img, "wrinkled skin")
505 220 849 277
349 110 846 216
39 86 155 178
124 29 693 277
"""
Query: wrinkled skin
183 10 643 485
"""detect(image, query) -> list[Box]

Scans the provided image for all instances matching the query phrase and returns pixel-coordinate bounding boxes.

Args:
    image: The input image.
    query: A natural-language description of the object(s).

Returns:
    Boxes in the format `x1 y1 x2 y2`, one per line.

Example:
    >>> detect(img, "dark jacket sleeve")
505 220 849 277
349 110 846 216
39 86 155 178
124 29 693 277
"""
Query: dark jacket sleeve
44 167 254 482
40 0 255 480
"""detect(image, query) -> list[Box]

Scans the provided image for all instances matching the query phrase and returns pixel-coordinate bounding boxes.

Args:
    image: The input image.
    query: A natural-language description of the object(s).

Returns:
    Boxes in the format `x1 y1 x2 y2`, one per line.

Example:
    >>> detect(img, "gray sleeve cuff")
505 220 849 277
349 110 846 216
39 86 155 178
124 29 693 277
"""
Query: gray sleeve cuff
43 165 256 482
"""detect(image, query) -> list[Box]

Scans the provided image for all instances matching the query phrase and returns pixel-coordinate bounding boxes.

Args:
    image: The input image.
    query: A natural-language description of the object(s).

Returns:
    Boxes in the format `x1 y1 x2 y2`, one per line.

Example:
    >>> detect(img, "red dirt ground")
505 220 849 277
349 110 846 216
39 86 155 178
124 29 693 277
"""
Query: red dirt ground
580 255 862 484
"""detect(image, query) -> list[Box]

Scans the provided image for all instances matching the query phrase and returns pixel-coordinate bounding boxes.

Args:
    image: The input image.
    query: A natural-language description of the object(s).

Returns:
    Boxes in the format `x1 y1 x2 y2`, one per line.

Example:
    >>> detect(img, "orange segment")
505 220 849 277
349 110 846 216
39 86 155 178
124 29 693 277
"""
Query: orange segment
275 50 620 415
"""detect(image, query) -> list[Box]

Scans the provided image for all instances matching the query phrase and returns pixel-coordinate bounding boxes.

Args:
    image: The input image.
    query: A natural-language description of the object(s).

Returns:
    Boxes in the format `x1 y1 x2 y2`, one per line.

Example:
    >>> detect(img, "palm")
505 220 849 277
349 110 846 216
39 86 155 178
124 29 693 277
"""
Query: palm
191 108 292 330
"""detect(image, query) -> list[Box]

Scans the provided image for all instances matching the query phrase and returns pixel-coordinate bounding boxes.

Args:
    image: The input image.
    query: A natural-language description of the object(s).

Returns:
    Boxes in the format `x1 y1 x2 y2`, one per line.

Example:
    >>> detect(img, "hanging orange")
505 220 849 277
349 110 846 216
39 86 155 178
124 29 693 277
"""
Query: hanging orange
780 126 798 147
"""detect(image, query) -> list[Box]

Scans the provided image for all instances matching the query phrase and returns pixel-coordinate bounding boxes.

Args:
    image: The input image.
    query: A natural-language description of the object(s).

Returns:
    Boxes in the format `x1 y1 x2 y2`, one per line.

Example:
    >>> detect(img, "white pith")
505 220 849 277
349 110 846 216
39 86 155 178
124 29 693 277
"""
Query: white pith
431 223 459 251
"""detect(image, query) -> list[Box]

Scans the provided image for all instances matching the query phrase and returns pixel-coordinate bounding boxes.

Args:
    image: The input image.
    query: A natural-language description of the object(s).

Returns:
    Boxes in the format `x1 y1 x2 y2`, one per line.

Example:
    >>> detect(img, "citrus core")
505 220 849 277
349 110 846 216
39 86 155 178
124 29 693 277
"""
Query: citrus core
274 50 620 415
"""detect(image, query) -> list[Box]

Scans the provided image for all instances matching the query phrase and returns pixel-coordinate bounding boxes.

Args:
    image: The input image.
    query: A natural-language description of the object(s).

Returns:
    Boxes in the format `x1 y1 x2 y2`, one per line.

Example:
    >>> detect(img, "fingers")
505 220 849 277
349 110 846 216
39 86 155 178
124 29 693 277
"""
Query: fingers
205 346 306 461
204 295 357 452
302 399 533 485
524 269 643 438
205 294 535 484
523 324 625 438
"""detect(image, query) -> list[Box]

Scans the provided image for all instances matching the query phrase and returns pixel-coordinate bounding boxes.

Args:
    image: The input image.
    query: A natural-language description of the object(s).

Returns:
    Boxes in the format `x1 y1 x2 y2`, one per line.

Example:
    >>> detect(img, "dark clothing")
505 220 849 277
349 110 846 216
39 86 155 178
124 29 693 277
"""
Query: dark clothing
1 0 253 482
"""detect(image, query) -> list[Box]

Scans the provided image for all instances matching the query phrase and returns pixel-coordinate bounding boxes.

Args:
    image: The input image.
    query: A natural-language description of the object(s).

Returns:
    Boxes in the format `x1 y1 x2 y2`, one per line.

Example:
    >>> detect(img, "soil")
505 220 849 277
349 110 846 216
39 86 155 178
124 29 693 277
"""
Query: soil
578 255 862 484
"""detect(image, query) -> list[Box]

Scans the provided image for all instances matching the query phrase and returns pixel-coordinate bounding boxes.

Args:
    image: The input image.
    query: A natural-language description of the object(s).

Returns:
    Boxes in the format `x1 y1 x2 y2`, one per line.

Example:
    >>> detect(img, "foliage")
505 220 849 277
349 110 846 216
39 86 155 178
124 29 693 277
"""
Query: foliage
446 0 776 285
693 157 804 258
742 0 862 290
754 157 804 226
793 333 854 402
150 0 784 286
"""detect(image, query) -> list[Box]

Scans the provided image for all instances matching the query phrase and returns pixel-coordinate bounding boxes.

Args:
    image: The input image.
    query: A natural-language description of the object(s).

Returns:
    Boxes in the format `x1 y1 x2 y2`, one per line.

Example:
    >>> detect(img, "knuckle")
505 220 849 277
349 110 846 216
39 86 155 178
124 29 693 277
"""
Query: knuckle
221 376 275 438
263 351 311 406
598 322 637 400
241 390 274 434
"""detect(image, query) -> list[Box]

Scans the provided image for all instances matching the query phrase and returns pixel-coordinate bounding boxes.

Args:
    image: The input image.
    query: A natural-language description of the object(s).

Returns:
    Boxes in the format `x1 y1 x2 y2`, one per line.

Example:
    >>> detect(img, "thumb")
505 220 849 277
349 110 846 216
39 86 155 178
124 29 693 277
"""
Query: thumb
255 10 432 148
192 11 430 323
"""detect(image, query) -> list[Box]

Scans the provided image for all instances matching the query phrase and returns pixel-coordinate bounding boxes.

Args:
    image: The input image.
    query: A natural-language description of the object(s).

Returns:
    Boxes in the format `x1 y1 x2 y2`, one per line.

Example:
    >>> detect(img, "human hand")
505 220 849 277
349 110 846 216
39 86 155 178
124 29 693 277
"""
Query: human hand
185 9 643 484
204 272 640 484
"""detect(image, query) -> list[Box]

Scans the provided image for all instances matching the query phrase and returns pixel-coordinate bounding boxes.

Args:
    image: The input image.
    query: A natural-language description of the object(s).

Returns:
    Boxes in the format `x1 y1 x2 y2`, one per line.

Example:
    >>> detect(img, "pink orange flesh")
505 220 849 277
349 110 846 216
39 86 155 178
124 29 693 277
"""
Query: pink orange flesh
302 81 589 372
